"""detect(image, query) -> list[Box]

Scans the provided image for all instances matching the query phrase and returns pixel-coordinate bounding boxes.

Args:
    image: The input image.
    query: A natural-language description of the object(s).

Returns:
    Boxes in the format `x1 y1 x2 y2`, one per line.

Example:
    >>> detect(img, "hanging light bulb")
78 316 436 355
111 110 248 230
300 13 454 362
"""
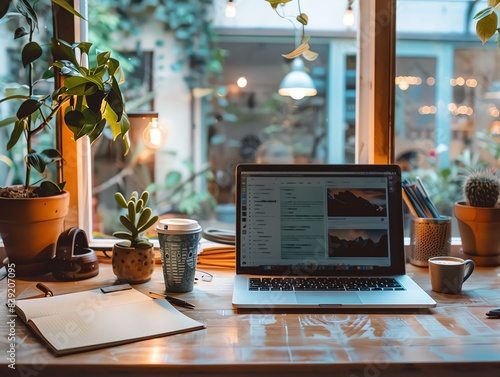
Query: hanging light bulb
343 1 354 27
278 58 317 100
225 0 236 18
142 118 167 149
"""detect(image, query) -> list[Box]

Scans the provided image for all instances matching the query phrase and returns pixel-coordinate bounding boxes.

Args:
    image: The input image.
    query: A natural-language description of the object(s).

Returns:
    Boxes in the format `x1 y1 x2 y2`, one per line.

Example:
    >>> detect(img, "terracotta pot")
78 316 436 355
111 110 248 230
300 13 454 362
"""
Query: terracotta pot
0 190 70 276
454 201 500 267
112 243 155 284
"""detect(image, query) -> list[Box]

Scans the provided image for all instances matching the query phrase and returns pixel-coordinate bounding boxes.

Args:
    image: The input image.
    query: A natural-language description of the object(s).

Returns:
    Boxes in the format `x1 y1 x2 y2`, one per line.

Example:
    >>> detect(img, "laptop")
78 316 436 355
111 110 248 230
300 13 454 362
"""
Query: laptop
232 163 436 309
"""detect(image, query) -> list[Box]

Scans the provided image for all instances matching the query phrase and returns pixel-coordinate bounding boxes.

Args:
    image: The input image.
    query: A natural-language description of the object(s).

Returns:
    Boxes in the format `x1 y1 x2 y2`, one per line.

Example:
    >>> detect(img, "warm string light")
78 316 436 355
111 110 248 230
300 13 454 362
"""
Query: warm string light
142 118 167 149
343 1 354 27
225 0 236 18
396 74 484 117
237 76 247 88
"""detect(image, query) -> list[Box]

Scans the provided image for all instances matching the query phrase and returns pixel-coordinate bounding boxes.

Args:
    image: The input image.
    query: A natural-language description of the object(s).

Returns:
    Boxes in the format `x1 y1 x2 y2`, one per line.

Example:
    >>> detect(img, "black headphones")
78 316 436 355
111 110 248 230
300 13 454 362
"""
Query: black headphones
52 227 99 281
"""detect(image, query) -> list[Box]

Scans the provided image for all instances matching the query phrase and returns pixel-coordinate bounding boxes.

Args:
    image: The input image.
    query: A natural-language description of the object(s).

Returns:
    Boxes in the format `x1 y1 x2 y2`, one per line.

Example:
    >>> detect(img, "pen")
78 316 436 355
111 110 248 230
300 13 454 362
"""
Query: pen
149 291 196 309
402 182 427 218
415 176 440 218
36 282 54 297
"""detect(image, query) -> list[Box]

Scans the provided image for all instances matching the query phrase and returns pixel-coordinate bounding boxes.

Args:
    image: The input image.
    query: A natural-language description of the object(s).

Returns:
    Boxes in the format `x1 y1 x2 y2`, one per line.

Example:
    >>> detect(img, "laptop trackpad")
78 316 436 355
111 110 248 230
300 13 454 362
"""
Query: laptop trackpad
295 292 362 305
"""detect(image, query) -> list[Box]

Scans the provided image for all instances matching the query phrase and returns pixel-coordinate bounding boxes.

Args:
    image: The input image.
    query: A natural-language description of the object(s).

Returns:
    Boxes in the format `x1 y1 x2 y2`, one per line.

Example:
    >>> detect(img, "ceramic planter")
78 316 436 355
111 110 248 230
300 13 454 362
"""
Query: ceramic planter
0 190 70 276
454 201 500 267
112 243 155 284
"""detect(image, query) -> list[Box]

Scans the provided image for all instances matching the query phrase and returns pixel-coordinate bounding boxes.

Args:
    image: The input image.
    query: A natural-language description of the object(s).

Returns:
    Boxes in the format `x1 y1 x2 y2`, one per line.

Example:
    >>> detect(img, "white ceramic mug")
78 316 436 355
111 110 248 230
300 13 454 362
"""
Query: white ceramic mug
428 256 475 294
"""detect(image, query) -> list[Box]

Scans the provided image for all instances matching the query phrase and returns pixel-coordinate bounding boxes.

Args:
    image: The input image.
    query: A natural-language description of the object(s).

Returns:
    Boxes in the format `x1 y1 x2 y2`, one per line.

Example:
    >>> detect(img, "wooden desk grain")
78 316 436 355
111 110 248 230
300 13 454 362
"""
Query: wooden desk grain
1 257 499 377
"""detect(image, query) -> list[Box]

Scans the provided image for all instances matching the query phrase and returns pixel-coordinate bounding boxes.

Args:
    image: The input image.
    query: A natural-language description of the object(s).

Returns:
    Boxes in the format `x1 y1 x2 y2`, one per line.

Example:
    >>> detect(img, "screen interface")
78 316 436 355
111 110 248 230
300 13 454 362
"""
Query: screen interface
238 171 399 272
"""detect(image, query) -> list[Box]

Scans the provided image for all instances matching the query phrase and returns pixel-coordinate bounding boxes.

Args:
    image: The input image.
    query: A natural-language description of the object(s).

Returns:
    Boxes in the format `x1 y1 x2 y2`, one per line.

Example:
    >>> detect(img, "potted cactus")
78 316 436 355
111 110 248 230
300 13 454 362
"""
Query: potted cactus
112 190 159 284
454 169 500 266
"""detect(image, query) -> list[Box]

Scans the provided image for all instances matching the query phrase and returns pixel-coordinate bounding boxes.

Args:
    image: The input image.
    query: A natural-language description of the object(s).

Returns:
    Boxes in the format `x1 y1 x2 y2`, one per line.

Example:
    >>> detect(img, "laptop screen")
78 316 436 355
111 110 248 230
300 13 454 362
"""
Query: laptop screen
235 164 406 276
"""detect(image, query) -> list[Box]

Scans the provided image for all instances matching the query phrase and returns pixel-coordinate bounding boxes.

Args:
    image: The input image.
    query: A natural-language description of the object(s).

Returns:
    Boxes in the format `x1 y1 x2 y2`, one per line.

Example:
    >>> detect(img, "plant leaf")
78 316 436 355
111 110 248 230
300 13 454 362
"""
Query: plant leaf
302 49 319 61
51 38 79 66
137 207 152 229
87 118 107 144
0 117 17 128
474 6 494 21
96 51 112 67
73 41 92 55
476 11 498 44
14 0 38 30
136 198 144 214
106 76 125 121
119 215 136 234
112 231 132 240
296 13 308 26
17 98 42 119
165 171 182 188
26 152 47 174
22 41 42 67
14 26 29 39
127 200 136 226
7 119 26 150
64 110 86 128
63 76 100 95
137 215 159 234
33 181 63 197
114 192 128 208
0 0 9 19
140 190 150 206
53 60 84 77
40 149 63 161
282 41 310 59
265 0 292 10
51 0 86 20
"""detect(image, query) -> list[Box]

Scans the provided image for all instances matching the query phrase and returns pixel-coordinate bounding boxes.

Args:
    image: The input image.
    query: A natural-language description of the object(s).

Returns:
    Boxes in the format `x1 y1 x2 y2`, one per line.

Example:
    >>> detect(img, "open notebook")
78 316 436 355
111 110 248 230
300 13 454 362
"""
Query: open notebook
232 163 436 309
15 286 205 356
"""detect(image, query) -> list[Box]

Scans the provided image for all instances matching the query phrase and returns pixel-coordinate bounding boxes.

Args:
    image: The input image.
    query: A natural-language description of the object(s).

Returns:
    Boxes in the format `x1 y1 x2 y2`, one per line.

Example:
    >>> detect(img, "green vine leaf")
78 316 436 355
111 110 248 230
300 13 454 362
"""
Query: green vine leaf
0 0 9 19
476 11 498 44
296 13 308 26
22 42 42 67
265 0 292 10
17 98 42 119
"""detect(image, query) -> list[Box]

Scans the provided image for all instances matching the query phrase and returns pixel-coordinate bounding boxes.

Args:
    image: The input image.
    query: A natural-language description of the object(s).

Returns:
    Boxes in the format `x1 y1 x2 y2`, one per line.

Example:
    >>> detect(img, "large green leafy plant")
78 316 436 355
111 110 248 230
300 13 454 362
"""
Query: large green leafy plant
0 0 130 198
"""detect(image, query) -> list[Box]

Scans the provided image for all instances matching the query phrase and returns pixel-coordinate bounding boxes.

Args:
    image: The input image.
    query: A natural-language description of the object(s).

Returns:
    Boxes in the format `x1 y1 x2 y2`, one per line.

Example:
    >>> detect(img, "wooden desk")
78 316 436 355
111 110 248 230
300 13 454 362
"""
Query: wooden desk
1 258 499 377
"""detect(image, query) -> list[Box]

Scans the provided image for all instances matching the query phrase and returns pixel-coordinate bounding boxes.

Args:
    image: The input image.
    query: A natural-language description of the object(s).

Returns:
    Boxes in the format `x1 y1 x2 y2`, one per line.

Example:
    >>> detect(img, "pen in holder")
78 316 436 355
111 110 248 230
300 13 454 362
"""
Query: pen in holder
409 216 451 267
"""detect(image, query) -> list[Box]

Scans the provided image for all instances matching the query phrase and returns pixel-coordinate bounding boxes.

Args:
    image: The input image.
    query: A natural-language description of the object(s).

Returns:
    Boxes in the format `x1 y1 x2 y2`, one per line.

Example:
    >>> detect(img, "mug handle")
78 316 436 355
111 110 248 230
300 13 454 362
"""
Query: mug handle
462 259 475 283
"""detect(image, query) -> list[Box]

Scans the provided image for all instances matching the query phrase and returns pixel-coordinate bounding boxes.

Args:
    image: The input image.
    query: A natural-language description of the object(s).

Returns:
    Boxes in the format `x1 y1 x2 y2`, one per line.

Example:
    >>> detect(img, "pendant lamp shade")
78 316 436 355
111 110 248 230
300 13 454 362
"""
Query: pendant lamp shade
278 58 317 100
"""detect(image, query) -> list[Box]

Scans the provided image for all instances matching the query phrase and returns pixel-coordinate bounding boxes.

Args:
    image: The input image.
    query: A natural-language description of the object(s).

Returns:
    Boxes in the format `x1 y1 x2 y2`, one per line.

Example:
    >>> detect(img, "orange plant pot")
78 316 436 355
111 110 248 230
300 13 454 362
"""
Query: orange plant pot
454 201 500 267
0 191 70 276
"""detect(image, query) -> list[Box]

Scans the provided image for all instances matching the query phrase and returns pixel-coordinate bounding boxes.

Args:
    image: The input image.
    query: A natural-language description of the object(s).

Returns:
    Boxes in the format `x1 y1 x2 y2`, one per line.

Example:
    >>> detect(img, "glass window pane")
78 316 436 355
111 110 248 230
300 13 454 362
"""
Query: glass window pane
86 0 358 239
395 1 500 238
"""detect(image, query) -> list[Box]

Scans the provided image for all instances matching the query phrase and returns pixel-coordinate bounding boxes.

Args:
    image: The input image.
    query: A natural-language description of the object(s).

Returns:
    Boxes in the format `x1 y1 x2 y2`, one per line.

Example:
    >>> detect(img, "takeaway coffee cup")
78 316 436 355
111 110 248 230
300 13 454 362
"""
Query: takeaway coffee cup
156 218 202 293
428 256 475 294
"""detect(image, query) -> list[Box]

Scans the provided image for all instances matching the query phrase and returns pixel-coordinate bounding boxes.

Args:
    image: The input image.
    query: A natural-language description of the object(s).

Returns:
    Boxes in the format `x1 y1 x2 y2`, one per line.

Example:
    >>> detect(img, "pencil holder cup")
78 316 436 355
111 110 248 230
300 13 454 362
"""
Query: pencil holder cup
409 216 451 267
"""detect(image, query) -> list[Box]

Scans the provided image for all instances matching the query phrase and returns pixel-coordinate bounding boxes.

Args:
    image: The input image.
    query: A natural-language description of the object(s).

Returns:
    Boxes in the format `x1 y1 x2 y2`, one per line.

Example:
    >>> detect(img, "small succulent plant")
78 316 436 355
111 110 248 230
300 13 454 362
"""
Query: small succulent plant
113 190 159 248
463 169 500 208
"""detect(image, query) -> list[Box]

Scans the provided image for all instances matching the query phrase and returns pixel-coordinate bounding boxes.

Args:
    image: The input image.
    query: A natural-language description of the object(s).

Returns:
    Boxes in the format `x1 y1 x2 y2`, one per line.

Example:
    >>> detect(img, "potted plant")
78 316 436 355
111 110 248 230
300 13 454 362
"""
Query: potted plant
112 190 159 284
0 0 129 276
454 169 500 266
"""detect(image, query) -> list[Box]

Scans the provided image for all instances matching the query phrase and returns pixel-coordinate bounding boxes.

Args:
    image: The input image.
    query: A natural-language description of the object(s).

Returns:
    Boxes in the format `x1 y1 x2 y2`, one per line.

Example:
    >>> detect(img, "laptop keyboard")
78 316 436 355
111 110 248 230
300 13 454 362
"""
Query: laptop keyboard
249 277 405 291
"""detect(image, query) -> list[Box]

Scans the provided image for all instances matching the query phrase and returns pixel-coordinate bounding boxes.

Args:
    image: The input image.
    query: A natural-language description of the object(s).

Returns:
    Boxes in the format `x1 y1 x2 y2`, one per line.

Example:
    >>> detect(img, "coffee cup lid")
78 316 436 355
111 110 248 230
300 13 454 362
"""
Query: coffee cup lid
156 218 201 234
